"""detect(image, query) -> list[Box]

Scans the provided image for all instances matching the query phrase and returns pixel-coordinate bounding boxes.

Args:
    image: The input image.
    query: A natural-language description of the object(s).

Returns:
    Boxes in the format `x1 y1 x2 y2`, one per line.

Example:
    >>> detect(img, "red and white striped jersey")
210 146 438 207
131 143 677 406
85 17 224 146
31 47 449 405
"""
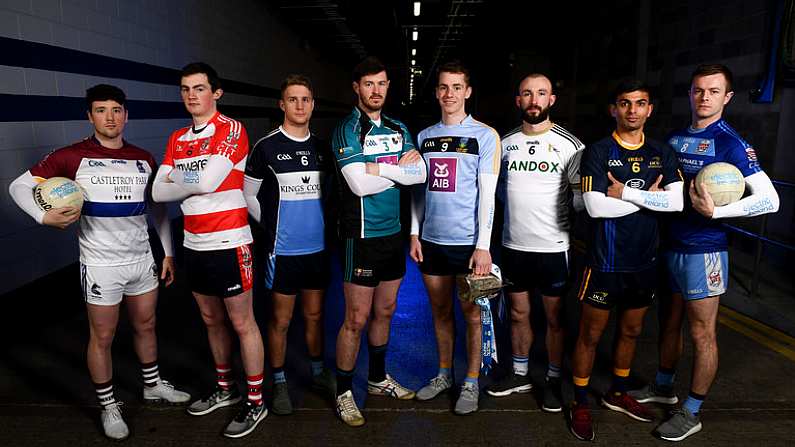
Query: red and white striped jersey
163 112 252 251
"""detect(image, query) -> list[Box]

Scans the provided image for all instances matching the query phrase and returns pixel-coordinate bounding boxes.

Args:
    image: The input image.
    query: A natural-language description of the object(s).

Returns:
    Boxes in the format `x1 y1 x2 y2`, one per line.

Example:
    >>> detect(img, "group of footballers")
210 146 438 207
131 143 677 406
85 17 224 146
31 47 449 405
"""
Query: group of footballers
8 55 780 443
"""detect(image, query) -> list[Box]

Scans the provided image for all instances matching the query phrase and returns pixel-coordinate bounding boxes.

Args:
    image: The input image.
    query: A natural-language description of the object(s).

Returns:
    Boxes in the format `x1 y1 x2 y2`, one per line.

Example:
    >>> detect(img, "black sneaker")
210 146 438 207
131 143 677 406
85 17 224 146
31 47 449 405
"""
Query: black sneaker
541 378 563 413
271 382 293 415
223 400 268 438
485 373 533 397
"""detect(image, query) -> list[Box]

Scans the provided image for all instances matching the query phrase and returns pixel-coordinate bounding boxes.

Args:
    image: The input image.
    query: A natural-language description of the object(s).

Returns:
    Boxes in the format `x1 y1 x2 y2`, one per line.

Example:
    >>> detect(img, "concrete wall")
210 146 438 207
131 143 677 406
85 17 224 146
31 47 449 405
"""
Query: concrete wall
0 0 350 294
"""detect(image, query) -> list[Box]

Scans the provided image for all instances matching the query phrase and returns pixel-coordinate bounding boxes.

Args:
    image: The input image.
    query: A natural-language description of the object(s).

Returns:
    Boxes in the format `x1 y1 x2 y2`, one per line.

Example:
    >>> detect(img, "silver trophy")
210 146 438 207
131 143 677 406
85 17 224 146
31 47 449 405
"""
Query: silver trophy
456 264 506 303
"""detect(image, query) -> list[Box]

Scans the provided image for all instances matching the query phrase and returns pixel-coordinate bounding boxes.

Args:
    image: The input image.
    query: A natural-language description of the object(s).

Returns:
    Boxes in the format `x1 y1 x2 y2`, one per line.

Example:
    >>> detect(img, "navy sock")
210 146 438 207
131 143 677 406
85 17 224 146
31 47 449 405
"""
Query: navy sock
336 367 355 396
368 344 387 383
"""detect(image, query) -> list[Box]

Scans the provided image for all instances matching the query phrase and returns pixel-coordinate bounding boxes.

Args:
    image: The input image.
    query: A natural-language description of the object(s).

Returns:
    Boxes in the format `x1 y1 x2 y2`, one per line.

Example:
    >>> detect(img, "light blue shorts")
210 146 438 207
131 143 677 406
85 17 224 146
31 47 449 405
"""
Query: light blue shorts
665 251 729 300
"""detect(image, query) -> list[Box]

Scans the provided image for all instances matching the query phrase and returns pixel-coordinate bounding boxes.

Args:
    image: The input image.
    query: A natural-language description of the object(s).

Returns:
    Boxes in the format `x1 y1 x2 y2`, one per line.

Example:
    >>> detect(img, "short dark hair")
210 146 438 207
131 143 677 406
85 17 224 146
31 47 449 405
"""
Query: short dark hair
611 78 653 104
437 60 470 85
86 84 126 110
352 56 386 82
181 62 222 91
280 74 314 98
690 63 733 92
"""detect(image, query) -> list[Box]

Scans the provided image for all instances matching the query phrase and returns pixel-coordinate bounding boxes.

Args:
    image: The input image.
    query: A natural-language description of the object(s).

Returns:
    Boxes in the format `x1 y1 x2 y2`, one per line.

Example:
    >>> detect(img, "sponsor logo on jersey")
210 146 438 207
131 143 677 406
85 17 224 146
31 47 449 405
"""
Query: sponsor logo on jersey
175 158 208 171
648 156 662 169
428 157 457 192
354 268 373 277
376 155 399 165
626 178 645 189
507 160 560 173
675 137 715 156
89 160 107 167
277 153 293 161
91 283 102 296
608 159 623 167
338 146 353 155
587 291 608 304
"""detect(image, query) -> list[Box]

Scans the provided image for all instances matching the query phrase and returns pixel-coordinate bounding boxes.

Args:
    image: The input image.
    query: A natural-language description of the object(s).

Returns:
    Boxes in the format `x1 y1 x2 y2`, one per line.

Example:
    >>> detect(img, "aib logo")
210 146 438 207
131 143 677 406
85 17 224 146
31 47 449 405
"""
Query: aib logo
429 157 456 192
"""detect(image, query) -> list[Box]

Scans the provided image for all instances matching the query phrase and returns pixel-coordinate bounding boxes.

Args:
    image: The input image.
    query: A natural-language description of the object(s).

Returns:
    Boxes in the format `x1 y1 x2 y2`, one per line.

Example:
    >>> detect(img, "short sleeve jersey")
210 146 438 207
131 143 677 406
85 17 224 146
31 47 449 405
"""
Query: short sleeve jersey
245 127 329 255
162 112 253 251
665 119 764 253
500 123 584 252
417 115 501 246
580 133 682 272
29 137 157 266
332 107 415 239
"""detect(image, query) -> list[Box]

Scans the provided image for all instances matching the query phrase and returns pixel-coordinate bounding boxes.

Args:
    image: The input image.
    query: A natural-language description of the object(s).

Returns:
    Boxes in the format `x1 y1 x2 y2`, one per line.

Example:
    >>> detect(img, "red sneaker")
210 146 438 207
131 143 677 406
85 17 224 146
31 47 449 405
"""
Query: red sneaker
601 391 654 422
569 401 595 441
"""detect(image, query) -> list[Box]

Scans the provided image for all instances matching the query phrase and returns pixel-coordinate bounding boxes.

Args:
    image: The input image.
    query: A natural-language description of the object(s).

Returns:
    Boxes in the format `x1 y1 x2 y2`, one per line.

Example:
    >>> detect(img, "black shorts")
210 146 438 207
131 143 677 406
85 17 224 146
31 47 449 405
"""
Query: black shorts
264 251 330 295
185 244 254 298
343 233 405 287
501 247 570 296
419 240 475 276
577 265 657 310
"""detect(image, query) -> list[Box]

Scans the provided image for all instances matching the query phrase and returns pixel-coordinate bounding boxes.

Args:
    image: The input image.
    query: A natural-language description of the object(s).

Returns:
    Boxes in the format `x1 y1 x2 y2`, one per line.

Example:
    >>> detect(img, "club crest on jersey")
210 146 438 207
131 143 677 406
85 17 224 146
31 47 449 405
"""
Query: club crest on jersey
745 147 757 161
697 140 711 153
301 176 310 184
429 157 457 192
648 156 662 169
136 160 146 173
708 270 721 287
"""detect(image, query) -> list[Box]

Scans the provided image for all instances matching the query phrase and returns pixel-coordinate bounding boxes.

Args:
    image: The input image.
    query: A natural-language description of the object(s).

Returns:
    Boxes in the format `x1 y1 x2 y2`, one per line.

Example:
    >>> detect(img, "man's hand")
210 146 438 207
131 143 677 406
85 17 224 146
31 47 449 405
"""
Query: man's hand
648 174 663 192
365 162 380 176
606 172 624 199
689 180 715 218
42 207 80 229
468 248 492 276
398 149 421 166
161 256 175 287
409 235 423 263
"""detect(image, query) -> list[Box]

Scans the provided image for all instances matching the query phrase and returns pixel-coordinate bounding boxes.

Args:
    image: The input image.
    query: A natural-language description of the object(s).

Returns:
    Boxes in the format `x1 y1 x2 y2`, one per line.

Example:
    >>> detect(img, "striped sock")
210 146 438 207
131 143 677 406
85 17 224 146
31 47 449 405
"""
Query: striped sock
310 356 324 377
94 380 116 409
336 367 354 396
464 374 479 386
655 367 676 389
512 355 529 376
272 367 287 385
683 391 705 415
573 376 589 404
141 361 159 388
438 365 452 378
546 363 561 380
610 367 630 394
216 363 234 391
247 374 264 406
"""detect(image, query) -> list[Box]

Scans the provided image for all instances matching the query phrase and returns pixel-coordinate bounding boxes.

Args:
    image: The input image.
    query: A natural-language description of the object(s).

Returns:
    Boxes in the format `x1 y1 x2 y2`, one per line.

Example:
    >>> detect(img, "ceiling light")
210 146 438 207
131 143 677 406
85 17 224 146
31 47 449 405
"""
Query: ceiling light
412 30 418 41
413 2 421 17
411 59 416 65
412 48 416 56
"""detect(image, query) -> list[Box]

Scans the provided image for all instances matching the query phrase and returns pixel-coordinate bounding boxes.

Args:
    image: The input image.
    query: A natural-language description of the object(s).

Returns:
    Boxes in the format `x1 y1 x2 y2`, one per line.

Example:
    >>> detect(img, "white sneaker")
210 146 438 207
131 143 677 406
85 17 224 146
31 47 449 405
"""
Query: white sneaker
367 374 416 400
335 390 365 427
143 380 191 404
101 402 129 440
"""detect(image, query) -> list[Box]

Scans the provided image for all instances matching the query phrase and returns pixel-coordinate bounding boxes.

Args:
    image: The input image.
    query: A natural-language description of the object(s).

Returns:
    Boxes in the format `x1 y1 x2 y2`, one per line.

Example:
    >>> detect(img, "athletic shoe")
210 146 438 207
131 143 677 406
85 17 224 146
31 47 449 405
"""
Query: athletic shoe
367 374 416 400
601 391 654 422
187 386 242 416
654 408 702 442
454 382 479 415
485 372 533 397
628 382 679 405
143 380 191 404
541 378 563 413
271 382 293 415
415 374 453 401
223 400 267 438
569 401 595 441
335 390 365 427
311 368 337 398
100 402 129 440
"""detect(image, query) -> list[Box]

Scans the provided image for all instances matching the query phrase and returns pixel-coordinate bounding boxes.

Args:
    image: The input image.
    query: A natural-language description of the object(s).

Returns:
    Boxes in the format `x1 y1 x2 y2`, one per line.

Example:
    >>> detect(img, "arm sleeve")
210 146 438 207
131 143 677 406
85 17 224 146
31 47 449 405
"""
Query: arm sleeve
622 181 685 212
583 190 641 218
152 164 192 202
243 175 263 223
340 162 395 196
149 201 174 257
9 171 46 224
410 184 426 236
168 154 234 194
568 147 585 212
711 171 780 219
378 160 427 185
476 173 498 249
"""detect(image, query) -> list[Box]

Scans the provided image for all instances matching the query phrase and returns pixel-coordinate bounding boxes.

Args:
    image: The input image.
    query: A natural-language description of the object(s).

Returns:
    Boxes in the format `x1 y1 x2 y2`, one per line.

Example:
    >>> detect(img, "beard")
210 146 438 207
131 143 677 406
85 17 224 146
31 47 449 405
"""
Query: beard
521 105 550 125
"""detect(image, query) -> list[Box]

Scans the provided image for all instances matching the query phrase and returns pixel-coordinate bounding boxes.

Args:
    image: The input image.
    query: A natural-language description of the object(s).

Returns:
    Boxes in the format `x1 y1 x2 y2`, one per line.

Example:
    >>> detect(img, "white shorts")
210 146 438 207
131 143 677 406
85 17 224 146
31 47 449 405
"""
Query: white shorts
80 255 159 306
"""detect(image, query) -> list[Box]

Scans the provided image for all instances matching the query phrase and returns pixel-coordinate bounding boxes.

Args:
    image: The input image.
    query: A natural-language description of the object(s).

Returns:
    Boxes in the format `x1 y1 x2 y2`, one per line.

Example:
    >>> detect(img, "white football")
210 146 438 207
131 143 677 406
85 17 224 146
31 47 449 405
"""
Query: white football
695 162 745 206
33 177 85 211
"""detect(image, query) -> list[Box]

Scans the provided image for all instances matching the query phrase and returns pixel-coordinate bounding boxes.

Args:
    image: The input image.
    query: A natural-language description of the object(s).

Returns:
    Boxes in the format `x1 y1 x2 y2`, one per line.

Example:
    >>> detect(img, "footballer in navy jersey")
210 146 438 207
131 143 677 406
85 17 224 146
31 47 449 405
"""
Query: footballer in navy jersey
633 65 779 442
569 80 684 442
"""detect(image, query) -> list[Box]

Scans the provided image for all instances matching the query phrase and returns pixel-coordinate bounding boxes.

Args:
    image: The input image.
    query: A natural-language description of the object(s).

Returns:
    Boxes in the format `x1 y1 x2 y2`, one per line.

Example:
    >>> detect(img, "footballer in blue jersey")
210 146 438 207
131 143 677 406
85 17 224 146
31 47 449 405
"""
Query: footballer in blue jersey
569 80 684 442
330 57 426 427
410 61 501 415
243 75 336 413
632 65 779 443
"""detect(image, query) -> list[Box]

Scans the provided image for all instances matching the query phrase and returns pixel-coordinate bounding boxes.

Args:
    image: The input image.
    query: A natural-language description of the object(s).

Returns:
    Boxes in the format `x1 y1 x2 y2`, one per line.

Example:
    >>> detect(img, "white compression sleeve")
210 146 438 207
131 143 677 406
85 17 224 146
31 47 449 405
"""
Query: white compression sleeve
340 162 395 197
711 171 780 219
378 161 427 186
476 172 498 250
622 181 684 212
9 171 46 224
243 174 263 223
168 154 233 194
152 165 192 203
583 190 640 218
149 201 174 257
410 184 426 236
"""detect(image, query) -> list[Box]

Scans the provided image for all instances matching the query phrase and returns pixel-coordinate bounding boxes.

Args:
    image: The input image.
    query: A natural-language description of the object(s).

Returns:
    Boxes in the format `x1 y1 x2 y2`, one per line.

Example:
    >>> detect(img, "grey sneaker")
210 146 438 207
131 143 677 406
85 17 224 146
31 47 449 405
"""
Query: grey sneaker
143 380 191 404
654 408 702 441
335 390 365 427
541 378 563 413
100 402 129 440
311 368 337 398
271 382 293 415
629 382 679 405
187 386 242 416
454 382 479 415
367 374 416 400
415 374 453 401
485 372 533 397
223 400 267 438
